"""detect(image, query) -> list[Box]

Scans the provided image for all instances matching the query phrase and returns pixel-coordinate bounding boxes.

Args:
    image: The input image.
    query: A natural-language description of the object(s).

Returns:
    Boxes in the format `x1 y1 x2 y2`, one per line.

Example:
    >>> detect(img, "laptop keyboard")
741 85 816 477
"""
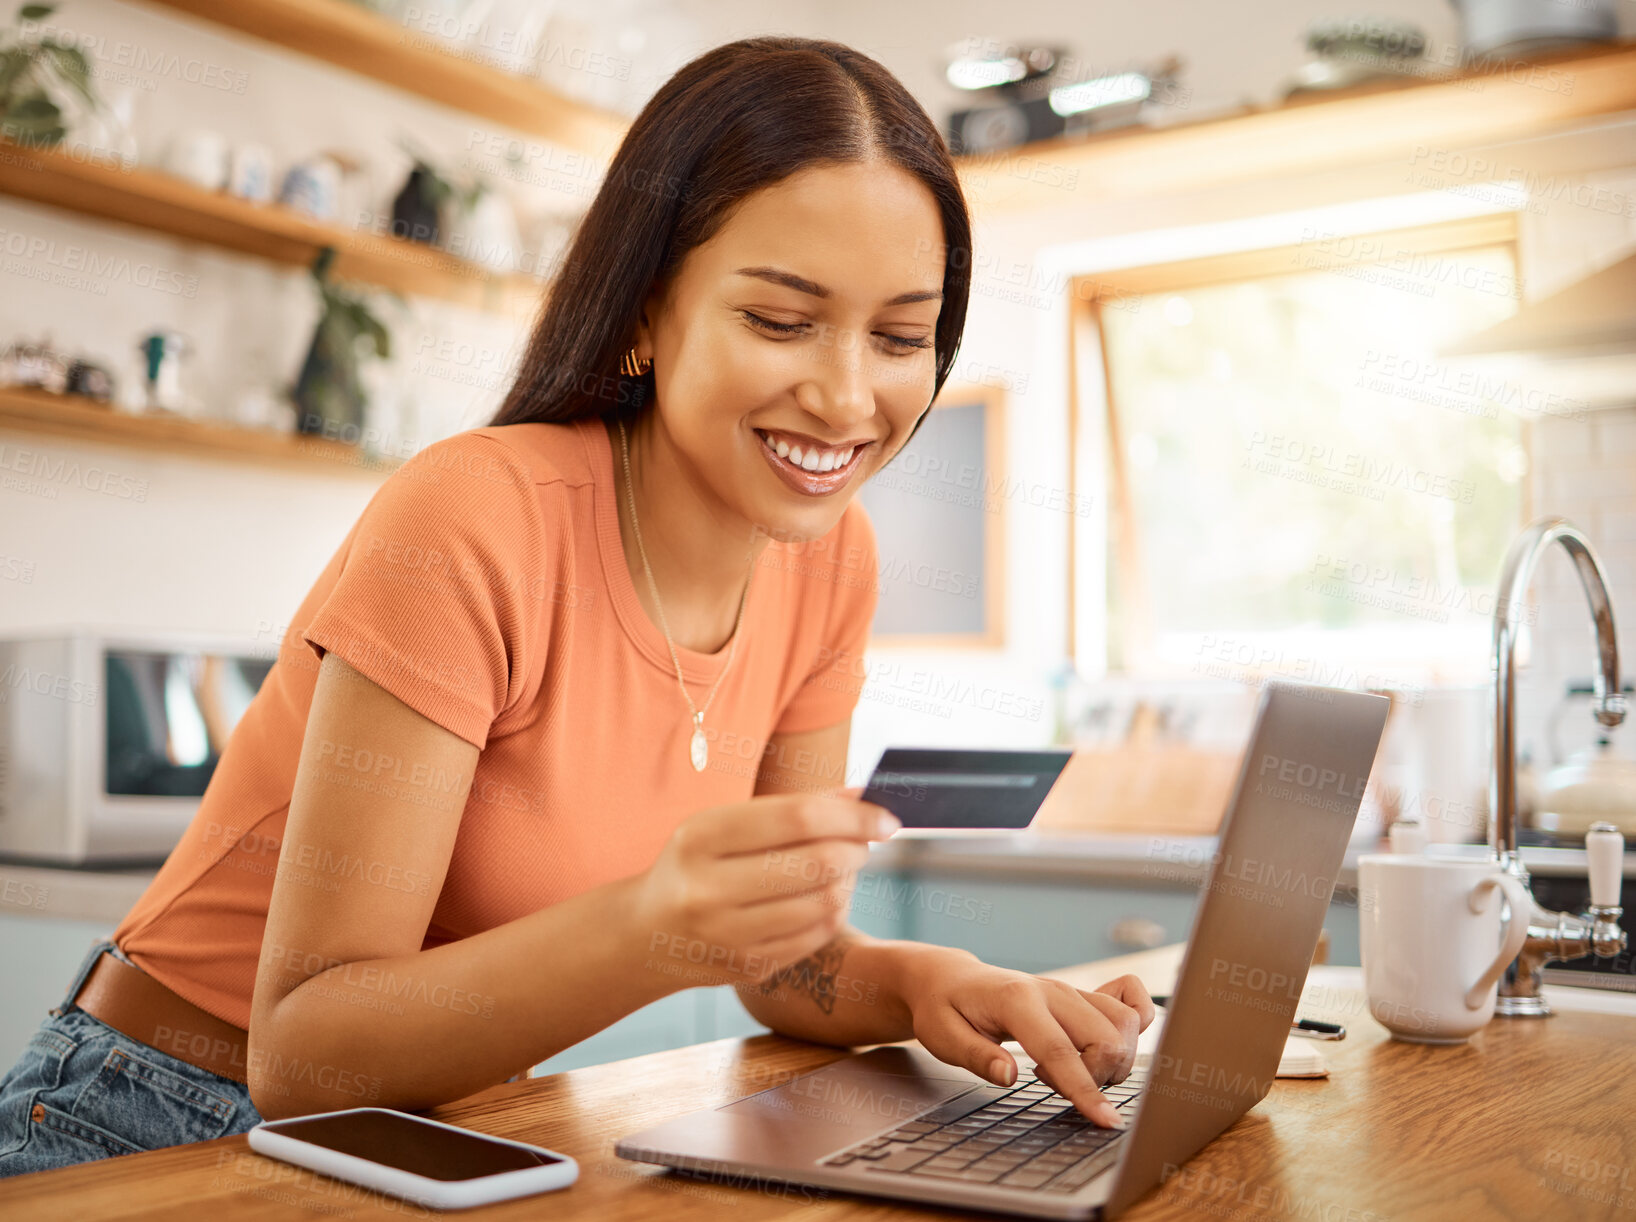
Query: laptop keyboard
820 1067 1146 1194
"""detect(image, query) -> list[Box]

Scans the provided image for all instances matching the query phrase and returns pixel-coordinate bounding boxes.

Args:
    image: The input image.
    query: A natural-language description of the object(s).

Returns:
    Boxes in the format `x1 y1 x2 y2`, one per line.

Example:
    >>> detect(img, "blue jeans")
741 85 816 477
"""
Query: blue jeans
0 938 262 1179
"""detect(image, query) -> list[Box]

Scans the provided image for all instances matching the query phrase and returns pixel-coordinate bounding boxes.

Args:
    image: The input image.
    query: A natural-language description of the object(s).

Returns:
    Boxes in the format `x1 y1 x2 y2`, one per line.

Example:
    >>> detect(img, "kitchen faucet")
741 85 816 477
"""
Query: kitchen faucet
1490 516 1629 1016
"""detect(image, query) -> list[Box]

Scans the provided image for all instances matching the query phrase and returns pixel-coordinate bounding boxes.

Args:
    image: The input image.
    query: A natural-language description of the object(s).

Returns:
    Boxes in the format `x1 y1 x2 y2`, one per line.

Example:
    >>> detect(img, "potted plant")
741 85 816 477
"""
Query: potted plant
0 3 98 147
393 134 482 247
291 247 397 440
391 134 521 272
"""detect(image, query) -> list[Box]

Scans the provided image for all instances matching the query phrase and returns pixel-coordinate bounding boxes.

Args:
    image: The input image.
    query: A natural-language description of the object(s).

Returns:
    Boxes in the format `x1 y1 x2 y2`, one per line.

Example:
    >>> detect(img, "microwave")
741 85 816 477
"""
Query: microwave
0 629 273 866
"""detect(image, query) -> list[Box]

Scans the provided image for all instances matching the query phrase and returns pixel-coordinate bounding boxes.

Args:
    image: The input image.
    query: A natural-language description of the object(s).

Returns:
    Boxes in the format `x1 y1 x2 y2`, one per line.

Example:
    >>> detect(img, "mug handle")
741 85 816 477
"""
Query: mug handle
1462 872 1532 1010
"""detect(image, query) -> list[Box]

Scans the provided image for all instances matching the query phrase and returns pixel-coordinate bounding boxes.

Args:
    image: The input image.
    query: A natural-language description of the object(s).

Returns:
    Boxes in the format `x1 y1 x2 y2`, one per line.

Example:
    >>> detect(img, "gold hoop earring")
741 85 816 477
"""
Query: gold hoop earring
620 347 652 377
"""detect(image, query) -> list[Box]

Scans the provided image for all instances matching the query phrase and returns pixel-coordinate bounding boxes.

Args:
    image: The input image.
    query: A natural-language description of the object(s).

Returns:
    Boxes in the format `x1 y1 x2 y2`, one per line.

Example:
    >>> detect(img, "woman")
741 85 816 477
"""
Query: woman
0 35 1152 1178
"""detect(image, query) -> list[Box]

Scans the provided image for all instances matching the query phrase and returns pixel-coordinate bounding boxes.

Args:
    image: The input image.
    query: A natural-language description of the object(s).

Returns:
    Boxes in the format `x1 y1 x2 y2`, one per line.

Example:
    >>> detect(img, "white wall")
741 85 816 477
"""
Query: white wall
0 0 743 637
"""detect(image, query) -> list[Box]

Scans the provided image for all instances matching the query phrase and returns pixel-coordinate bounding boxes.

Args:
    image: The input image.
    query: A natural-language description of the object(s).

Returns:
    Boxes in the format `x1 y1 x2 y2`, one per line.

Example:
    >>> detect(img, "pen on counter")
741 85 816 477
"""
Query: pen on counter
1149 995 1345 1040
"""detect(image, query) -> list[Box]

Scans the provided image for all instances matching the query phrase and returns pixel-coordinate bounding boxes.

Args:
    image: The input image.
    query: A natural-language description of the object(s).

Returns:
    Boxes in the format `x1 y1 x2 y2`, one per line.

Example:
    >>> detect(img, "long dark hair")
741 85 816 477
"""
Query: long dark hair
486 36 971 447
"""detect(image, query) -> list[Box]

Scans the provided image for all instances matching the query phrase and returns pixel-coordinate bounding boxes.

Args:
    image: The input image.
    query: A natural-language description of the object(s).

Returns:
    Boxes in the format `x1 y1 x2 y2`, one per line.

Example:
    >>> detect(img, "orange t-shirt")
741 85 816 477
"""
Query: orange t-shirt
113 415 879 1029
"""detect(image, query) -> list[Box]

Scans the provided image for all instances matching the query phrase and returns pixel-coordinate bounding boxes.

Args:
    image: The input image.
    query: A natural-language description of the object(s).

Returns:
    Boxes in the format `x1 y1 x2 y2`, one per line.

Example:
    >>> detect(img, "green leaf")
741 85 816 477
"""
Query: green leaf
41 43 95 106
336 298 366 330
0 48 31 98
0 115 63 144
19 5 56 21
414 167 452 207
4 89 58 121
357 311 390 358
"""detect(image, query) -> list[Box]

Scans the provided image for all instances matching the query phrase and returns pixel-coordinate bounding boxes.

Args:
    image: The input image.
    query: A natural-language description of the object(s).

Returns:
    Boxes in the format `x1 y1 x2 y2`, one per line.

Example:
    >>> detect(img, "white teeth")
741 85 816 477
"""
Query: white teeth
758 430 857 476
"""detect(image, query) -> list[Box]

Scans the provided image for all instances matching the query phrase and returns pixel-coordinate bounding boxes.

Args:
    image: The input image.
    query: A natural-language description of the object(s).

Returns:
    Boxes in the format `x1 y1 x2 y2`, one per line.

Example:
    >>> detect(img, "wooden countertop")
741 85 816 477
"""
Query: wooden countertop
4 945 1634 1220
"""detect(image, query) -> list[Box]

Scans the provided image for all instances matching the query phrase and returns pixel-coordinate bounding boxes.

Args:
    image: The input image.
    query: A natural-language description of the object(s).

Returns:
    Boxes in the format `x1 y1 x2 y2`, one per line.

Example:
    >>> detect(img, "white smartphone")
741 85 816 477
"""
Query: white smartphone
247 1107 578 1211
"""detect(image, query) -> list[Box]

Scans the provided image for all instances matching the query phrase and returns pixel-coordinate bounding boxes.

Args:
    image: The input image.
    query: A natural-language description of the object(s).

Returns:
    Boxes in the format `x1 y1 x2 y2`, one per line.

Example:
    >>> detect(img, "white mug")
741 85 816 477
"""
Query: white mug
1358 855 1530 1043
163 129 227 192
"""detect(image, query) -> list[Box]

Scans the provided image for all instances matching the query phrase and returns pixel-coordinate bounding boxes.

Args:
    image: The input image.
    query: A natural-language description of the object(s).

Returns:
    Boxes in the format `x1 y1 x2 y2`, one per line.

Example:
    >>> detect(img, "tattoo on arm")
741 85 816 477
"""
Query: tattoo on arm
756 932 858 1015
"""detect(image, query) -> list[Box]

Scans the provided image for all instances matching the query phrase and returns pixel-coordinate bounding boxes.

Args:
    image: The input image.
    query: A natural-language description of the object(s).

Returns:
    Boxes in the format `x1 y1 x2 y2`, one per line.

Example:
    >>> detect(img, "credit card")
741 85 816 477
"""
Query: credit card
860 747 1074 829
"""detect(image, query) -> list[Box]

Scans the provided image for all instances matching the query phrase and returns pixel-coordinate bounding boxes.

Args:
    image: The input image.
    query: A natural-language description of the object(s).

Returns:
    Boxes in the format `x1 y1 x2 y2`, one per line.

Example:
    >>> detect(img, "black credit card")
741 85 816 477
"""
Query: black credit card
860 747 1074 829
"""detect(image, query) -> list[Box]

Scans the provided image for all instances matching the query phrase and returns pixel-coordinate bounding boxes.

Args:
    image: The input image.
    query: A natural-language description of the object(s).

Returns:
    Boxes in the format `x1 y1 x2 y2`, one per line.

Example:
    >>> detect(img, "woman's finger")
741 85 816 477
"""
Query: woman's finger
733 888 855 943
1092 974 1157 1031
707 840 869 909
912 998 1018 1088
694 795 895 859
957 985 1123 1128
1036 983 1140 1088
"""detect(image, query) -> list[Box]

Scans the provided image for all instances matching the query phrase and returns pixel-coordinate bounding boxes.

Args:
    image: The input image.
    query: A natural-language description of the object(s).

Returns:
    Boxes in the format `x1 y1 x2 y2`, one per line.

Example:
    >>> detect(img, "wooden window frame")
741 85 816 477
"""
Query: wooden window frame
1066 211 1526 676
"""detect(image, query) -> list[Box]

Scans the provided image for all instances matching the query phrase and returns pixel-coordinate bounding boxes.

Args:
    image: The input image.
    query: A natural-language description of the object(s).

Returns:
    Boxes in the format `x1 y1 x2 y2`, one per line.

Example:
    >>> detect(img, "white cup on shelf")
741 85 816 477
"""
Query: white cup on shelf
163 129 228 191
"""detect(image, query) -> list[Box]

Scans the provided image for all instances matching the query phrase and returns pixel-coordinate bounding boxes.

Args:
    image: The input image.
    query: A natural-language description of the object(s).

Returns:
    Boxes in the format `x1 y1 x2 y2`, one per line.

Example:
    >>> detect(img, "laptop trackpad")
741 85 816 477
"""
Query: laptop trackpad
615 1047 987 1170
719 1046 980 1155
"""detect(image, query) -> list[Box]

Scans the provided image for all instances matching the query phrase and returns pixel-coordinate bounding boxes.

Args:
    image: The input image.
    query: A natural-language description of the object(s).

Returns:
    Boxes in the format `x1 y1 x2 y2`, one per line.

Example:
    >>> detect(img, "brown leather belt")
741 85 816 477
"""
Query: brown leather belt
64 951 250 1084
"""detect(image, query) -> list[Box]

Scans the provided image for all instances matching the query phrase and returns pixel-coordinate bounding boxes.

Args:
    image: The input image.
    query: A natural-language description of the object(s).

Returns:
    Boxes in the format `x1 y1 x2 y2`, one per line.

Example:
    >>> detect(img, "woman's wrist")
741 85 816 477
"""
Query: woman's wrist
601 872 691 1003
879 938 981 1032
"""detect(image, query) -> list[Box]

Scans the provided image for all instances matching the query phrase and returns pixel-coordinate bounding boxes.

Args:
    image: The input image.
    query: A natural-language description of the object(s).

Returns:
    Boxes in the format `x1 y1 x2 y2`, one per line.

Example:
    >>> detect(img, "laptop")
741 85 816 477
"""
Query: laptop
616 681 1389 1219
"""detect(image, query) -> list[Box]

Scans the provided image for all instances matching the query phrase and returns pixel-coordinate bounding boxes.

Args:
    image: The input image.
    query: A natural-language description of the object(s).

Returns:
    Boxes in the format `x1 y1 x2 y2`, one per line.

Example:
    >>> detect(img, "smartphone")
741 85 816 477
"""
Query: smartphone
248 1107 578 1211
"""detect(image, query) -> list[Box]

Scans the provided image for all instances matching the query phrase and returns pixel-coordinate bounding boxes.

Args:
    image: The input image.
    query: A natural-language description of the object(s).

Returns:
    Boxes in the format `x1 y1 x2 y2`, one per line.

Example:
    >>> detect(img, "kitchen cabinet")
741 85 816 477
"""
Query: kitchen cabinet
528 987 768 1078
848 867 1362 974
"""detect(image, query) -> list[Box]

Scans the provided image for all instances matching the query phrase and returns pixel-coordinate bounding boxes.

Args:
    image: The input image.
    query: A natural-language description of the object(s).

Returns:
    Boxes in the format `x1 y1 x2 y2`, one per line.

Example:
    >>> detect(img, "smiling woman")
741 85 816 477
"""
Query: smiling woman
0 36 1152 1179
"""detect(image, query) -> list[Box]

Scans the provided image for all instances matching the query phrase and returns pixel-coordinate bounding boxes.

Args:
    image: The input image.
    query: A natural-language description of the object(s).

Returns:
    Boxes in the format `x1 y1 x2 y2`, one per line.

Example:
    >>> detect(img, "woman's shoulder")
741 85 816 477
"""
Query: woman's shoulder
404 419 595 494
343 422 597 562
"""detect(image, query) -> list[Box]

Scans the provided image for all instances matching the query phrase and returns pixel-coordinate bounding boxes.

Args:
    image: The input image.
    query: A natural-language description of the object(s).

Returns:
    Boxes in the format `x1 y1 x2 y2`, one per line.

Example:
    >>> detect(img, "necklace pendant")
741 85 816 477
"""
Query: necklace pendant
689 714 708 772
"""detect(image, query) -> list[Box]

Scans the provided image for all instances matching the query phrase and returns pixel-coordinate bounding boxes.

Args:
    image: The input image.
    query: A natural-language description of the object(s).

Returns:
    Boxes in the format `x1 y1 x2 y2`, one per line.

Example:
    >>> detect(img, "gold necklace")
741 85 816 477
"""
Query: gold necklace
618 417 753 772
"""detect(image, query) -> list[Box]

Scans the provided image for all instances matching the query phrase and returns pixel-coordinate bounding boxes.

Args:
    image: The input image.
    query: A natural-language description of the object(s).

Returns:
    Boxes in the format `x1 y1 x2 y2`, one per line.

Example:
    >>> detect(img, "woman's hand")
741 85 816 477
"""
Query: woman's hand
900 951 1157 1129
628 793 900 990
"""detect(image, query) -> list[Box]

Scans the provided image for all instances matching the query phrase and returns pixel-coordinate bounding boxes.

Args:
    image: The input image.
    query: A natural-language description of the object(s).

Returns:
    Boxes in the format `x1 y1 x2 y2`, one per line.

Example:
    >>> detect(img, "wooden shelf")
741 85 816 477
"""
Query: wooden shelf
0 139 545 313
0 385 402 476
957 41 1636 212
141 0 628 158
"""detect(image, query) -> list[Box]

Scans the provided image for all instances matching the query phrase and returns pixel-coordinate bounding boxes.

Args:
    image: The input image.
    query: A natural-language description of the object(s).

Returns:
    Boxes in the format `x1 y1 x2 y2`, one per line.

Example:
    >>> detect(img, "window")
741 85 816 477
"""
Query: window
1078 215 1528 686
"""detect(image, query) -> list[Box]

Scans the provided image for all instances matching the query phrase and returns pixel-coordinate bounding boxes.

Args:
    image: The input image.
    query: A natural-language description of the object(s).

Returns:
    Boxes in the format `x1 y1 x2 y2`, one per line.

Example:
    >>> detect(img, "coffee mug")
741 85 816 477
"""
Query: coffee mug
1358 855 1530 1043
163 129 227 192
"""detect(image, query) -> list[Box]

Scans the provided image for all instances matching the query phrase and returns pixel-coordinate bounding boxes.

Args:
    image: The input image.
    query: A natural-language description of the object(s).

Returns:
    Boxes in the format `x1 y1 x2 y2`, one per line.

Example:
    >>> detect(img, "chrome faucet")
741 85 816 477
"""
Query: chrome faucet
1490 516 1629 1016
